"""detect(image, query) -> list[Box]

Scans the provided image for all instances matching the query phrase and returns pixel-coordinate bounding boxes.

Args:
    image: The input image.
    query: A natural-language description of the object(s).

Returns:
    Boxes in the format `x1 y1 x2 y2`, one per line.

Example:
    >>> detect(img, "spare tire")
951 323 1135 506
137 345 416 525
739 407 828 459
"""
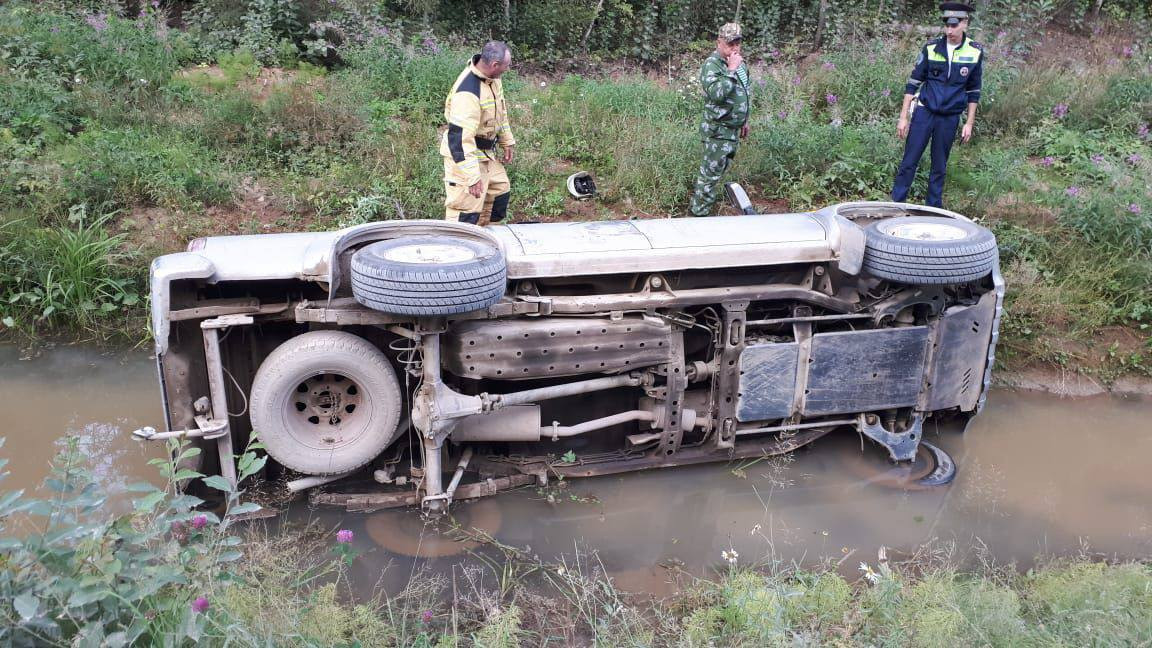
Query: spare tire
351 236 507 316
862 216 997 285
250 331 402 476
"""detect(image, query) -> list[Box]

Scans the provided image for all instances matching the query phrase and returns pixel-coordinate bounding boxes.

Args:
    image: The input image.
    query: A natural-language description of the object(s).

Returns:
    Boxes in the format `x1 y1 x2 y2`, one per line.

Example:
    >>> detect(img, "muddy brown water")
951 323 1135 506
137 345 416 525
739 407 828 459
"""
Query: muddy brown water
2 345 1150 595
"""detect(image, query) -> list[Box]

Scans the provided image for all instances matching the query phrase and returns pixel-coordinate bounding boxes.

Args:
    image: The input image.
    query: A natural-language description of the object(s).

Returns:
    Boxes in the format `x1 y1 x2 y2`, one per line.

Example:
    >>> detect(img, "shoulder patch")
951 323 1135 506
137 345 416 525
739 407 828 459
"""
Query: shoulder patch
455 71 482 98
969 40 983 49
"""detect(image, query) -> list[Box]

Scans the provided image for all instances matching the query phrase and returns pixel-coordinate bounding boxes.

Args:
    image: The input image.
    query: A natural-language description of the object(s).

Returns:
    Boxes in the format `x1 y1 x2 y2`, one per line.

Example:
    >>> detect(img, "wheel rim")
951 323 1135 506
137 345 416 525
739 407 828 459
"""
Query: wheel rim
877 221 969 242
381 243 477 264
283 372 373 452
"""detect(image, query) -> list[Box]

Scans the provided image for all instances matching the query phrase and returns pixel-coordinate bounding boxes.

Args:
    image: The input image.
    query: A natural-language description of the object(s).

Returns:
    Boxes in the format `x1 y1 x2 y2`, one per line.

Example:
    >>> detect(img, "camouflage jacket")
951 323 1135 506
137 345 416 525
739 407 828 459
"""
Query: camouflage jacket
698 51 750 140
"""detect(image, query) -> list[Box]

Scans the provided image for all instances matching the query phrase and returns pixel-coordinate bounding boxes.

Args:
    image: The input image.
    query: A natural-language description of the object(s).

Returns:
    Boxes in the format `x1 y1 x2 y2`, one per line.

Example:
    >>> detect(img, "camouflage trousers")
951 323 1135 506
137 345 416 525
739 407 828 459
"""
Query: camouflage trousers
689 136 739 217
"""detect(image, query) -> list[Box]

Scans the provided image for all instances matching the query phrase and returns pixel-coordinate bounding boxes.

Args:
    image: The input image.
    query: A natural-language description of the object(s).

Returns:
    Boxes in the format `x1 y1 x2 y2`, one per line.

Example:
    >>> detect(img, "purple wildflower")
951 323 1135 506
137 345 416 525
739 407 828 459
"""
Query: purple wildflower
421 610 434 623
1127 153 1143 164
336 529 354 543
191 597 210 613
1091 153 1104 164
996 30 1007 39
1140 123 1149 138
777 110 788 120
822 61 836 70
191 514 208 530
85 13 108 32
422 37 440 54
1122 45 1134 58
792 75 802 86
151 0 159 7
1041 156 1055 167
826 94 838 105
881 88 891 97
1065 186 1082 197
1128 204 1142 214
1052 103 1068 119
770 50 781 58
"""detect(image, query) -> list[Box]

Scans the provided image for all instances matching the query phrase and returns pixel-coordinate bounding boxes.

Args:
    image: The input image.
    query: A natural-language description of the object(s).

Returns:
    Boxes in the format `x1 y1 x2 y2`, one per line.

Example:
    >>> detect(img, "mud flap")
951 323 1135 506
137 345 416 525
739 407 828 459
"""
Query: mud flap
724 182 756 215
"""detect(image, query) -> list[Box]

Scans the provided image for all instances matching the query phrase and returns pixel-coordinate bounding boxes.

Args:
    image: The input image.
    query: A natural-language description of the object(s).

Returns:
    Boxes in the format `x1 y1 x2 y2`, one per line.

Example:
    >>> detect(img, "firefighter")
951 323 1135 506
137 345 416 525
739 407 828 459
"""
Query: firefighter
440 41 516 225
891 2 984 208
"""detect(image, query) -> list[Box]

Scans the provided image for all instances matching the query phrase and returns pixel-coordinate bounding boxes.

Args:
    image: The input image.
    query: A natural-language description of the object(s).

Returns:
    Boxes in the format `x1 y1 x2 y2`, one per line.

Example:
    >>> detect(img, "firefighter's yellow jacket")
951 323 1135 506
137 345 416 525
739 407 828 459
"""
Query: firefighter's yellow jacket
439 55 516 186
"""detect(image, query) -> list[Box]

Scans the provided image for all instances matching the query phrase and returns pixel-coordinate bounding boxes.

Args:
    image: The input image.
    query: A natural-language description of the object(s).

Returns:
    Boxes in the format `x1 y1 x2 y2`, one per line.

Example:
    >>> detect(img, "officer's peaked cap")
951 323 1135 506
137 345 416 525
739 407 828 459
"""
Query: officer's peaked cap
940 2 974 25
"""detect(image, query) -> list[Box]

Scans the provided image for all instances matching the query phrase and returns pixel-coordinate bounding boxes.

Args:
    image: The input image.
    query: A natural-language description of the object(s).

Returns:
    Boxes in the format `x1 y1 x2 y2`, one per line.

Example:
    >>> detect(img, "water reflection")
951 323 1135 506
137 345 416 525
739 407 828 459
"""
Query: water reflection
1 345 1149 595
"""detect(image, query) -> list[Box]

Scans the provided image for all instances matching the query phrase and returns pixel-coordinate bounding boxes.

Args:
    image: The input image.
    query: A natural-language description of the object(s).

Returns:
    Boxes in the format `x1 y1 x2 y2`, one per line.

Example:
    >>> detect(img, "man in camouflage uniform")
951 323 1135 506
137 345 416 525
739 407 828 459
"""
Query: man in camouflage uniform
689 22 751 217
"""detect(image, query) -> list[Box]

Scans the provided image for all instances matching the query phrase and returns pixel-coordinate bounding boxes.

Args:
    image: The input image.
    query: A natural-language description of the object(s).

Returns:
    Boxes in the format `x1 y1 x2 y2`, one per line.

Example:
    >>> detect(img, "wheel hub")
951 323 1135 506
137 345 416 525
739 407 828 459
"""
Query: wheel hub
291 373 364 446
878 221 968 241
381 243 477 264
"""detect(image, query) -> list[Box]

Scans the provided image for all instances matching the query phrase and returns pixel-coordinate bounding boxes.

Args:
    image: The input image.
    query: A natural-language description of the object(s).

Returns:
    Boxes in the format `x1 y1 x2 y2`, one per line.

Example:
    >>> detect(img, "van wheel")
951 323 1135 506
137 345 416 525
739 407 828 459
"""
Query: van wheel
351 236 507 316
250 331 402 476
862 216 997 285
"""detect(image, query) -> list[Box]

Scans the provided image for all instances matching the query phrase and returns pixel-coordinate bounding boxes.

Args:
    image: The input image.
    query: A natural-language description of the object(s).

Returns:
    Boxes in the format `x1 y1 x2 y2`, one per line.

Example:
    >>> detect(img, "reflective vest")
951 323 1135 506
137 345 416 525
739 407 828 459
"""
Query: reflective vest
439 55 516 186
904 35 983 116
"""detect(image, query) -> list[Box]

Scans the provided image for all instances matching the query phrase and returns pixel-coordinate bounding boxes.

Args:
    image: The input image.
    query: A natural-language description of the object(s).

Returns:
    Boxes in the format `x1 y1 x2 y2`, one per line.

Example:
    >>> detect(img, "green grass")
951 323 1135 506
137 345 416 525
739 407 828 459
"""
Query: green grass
0 2 1149 375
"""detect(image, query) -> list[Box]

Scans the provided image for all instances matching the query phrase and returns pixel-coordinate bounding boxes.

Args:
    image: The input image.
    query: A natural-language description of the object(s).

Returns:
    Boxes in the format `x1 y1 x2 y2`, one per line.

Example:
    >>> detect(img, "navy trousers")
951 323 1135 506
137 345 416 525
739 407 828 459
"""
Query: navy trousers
891 107 960 208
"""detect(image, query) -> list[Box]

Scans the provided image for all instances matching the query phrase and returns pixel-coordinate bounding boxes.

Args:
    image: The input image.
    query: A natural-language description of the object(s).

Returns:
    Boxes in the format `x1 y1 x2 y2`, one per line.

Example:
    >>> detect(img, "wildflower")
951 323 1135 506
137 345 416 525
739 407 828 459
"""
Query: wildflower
830 118 843 128
1130 204 1143 214
996 30 1007 39
881 88 891 97
822 61 835 70
792 75 802 86
1041 156 1055 167
1090 153 1105 164
770 50 781 58
1127 153 1142 164
191 514 208 529
859 562 879 584
1051 103 1068 119
151 0 159 7
1139 123 1149 138
421 610 434 623
84 13 108 32
721 549 739 565
1065 186 1082 197
826 93 838 105
191 597 210 613
336 529 354 543
1122 45 1134 58
540 81 547 87
777 110 788 120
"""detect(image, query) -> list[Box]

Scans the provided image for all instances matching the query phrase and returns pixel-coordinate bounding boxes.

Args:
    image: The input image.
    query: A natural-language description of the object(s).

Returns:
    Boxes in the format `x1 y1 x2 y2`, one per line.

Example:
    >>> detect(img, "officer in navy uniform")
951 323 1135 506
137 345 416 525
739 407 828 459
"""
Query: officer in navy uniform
891 2 983 208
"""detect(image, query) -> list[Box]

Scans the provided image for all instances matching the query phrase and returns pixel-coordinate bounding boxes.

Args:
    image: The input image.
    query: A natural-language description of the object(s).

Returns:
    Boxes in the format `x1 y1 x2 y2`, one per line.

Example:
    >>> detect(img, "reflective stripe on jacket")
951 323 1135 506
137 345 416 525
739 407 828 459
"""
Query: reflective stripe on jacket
439 55 516 185
904 35 983 115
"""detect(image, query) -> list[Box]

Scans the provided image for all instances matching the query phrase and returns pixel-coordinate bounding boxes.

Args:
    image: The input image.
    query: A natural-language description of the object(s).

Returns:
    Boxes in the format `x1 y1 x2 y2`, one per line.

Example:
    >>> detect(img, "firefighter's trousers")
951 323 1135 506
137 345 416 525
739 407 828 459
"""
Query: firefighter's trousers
443 155 510 226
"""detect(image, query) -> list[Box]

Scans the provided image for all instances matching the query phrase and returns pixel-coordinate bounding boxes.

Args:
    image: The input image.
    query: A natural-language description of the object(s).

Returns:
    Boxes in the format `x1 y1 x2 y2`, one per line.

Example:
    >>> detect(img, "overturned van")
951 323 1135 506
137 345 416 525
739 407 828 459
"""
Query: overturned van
141 196 1002 512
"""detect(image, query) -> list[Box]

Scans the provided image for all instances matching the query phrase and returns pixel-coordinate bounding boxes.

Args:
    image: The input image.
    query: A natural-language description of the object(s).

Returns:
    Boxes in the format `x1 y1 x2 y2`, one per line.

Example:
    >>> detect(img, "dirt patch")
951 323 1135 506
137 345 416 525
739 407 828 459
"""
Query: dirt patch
203 176 295 235
994 369 1152 398
177 65 312 101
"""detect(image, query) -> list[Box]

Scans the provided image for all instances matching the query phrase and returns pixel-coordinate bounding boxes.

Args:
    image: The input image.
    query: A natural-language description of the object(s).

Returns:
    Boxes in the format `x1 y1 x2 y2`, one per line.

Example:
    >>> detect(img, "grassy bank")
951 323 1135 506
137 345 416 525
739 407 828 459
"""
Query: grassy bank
3 437 1151 646
0 3 1149 379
